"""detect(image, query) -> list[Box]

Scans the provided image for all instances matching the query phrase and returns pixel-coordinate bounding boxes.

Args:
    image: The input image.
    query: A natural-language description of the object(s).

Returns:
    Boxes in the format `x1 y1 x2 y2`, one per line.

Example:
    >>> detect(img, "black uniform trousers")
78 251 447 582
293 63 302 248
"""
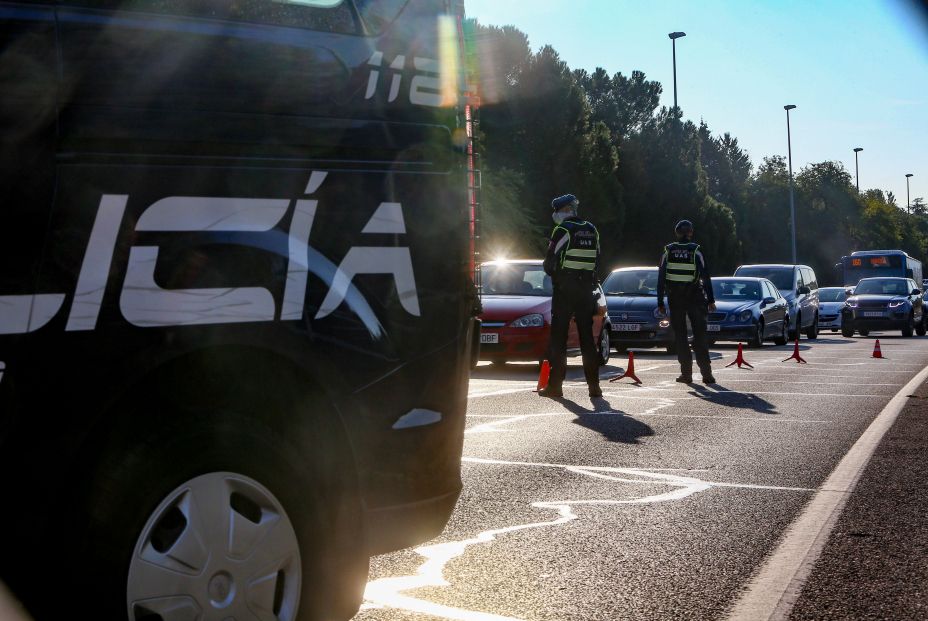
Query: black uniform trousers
667 283 712 377
548 271 600 388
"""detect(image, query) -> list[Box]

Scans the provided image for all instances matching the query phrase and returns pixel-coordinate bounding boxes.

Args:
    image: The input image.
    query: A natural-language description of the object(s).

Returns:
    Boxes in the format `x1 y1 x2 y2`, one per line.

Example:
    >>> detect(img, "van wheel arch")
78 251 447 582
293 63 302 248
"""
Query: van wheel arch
46 347 367 621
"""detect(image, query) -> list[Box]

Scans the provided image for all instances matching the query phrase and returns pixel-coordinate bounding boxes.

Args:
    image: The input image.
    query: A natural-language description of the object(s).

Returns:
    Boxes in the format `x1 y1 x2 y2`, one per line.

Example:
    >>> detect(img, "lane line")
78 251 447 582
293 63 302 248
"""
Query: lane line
725 361 928 621
603 389 888 398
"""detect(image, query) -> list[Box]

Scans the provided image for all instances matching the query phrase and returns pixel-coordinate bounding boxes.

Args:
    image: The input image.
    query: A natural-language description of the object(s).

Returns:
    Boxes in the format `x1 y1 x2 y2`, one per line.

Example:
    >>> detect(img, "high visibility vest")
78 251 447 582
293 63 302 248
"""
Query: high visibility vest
552 220 599 272
664 242 700 284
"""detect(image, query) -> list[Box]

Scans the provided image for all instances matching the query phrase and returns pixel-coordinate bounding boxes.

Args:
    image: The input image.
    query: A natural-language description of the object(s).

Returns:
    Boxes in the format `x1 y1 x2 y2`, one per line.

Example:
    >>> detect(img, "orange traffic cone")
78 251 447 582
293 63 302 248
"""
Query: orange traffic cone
609 351 642 384
534 359 551 391
872 339 884 359
726 343 754 369
782 338 807 364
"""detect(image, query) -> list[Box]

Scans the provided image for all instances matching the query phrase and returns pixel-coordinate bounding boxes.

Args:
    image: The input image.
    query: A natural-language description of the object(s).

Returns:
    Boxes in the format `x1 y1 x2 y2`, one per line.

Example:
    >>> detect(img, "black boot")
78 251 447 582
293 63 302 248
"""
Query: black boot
539 385 563 398
675 374 693 383
588 384 602 398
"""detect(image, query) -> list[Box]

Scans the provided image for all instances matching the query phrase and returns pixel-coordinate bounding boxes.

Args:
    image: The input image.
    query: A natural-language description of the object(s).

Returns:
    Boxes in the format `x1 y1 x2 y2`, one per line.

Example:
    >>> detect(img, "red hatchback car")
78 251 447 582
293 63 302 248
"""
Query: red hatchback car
478 260 612 365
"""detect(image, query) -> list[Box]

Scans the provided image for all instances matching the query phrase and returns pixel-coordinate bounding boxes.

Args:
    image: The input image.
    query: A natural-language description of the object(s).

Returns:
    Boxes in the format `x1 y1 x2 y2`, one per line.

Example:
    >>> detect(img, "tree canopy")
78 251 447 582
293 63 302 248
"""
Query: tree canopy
469 20 926 284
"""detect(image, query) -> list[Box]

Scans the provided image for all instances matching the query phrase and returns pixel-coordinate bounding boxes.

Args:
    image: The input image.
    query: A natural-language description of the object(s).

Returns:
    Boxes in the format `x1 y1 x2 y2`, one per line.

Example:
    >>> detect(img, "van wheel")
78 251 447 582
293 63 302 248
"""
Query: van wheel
842 326 855 338
859 328 870 337
598 328 611 366
903 314 915 337
917 316 927 336
789 313 800 340
56 408 366 621
805 313 818 339
774 318 788 346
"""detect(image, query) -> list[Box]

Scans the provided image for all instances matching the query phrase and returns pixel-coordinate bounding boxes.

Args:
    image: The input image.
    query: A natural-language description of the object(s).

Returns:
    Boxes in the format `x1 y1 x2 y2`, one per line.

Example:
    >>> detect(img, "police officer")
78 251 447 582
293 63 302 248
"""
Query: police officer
656 220 716 384
540 194 602 398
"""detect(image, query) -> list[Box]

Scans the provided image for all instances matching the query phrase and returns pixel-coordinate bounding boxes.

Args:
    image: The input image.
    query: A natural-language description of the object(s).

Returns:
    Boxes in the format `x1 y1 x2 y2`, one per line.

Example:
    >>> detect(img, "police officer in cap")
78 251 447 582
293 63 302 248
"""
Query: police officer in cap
540 194 602 398
657 219 716 384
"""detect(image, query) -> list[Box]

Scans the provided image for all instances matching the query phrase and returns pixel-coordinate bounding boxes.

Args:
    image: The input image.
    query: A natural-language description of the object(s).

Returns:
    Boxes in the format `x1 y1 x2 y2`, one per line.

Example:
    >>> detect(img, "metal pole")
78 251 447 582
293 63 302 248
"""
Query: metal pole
853 148 863 192
907 174 913 212
785 106 797 264
668 32 685 115
672 39 678 112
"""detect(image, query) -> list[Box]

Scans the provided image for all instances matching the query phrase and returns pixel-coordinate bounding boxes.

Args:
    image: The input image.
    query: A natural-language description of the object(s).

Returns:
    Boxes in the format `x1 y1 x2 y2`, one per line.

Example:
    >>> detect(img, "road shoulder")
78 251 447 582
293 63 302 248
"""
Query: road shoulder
789 375 928 619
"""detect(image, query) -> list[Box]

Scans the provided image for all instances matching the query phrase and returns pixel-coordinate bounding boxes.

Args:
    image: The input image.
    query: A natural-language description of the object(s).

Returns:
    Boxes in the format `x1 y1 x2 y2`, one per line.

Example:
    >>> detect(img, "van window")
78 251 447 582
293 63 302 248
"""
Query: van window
59 0 359 33
736 267 794 291
802 267 818 290
356 0 409 33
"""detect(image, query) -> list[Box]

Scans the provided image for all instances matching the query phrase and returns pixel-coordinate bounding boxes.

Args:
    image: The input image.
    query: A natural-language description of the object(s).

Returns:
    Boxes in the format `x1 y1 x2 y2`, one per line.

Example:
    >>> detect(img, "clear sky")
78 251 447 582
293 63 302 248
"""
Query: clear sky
465 0 928 207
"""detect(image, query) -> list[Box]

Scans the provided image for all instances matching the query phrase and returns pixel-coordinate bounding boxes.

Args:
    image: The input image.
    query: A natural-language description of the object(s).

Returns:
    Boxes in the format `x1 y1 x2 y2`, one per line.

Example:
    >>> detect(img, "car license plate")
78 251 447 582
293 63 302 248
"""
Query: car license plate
707 324 721 332
863 311 883 317
615 323 640 332
480 333 499 344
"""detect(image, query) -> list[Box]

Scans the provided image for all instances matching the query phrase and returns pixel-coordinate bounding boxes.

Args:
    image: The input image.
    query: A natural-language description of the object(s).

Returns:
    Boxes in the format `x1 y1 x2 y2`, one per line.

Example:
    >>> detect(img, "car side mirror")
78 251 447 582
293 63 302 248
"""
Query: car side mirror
913 288 921 296
761 297 775 307
798 286 811 295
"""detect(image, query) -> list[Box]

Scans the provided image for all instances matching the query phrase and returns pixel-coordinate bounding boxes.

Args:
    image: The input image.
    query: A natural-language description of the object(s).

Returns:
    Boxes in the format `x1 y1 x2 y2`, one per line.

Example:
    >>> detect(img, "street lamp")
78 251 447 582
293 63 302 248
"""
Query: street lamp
853 148 863 192
668 32 686 114
784 105 797 264
906 173 914 213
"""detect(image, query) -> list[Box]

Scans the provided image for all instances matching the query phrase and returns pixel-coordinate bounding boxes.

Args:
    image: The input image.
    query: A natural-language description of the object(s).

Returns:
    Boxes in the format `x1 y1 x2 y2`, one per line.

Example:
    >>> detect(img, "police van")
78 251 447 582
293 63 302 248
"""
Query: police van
0 1 477 619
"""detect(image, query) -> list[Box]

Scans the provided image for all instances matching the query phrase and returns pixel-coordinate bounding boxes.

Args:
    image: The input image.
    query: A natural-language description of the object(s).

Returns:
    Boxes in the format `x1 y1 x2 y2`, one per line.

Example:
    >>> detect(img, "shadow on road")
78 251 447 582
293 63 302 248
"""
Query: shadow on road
687 383 778 415
541 396 655 444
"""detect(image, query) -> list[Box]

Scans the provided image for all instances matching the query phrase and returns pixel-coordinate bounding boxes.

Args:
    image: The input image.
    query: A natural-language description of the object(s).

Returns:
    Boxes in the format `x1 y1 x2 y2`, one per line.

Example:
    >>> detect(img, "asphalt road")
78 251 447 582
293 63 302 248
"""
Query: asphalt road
355 333 928 621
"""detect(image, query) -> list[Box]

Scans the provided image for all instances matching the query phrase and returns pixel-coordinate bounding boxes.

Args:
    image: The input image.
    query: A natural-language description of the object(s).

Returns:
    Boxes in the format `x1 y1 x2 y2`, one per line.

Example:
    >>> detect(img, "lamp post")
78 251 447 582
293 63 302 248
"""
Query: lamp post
785 105 797 264
668 32 686 114
906 173 914 213
853 147 863 192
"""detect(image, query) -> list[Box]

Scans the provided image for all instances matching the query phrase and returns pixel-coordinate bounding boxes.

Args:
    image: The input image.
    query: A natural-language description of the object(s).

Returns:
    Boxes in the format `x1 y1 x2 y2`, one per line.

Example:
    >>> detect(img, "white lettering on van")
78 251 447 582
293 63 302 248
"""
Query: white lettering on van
0 172 419 337
365 52 442 108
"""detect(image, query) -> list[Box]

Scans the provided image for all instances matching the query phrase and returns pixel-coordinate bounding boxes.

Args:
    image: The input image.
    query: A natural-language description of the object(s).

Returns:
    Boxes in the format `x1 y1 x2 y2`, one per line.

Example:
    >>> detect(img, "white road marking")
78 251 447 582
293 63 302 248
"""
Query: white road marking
711 379 902 386
364 458 810 621
725 361 928 621
603 388 887 398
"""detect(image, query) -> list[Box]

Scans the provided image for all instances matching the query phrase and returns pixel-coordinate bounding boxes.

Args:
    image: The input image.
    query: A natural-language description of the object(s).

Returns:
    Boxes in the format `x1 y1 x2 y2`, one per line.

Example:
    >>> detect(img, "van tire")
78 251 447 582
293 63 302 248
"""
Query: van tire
805 313 819 339
774 318 789 346
903 314 915 337
48 402 366 621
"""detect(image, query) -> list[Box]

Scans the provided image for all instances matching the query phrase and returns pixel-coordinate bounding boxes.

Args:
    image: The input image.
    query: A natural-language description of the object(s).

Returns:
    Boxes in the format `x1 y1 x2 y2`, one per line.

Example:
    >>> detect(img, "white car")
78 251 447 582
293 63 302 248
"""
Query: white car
818 287 847 331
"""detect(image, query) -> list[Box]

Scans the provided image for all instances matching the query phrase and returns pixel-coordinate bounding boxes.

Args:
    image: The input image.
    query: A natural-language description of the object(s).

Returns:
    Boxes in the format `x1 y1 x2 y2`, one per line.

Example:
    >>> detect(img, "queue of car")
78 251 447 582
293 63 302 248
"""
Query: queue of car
476 259 928 364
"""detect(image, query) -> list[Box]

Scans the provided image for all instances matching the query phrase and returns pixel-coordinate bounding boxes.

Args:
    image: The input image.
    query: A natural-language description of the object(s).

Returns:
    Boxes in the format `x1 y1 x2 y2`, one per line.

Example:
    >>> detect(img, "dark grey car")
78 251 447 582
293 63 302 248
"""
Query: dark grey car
603 267 677 353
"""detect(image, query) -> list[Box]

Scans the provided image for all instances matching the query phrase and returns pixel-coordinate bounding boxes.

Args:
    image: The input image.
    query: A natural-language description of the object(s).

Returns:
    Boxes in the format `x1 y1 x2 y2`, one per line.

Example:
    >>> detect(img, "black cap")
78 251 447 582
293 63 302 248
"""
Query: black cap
675 219 694 233
551 194 579 211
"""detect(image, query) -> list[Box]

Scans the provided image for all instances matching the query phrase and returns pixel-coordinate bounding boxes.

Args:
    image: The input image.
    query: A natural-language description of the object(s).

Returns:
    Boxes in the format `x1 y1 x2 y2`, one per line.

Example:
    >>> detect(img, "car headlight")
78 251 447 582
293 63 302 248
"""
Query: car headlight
846 299 858 308
509 313 544 328
738 310 753 322
888 299 908 308
659 319 671 328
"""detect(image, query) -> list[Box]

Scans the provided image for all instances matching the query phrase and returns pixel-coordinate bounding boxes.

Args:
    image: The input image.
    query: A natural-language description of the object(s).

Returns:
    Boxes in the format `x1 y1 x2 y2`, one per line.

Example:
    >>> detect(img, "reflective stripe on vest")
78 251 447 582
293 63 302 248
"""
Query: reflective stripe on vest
562 259 596 270
665 244 699 283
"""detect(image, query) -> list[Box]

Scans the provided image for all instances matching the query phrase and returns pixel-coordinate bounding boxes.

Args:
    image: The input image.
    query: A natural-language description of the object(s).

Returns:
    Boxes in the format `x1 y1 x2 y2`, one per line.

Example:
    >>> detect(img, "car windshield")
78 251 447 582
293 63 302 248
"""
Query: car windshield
736 267 793 290
819 288 847 302
603 270 659 296
712 280 762 301
481 263 552 296
854 279 911 296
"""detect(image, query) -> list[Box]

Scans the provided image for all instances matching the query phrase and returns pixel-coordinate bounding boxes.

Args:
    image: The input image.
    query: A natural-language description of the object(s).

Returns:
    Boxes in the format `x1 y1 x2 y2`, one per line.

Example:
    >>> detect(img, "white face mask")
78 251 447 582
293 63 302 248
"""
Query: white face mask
552 208 576 224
